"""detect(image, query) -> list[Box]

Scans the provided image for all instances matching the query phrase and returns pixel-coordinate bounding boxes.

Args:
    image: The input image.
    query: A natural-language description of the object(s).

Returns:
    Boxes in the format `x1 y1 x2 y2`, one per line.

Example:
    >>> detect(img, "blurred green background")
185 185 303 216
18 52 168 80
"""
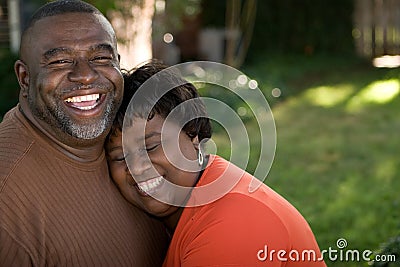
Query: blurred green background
0 0 399 266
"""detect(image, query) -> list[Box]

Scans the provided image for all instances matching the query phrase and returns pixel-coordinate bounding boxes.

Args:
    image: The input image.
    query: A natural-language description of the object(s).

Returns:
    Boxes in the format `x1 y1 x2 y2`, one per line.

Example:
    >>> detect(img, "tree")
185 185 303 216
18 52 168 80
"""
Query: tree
91 0 201 69
91 0 257 68
106 0 155 69
225 0 257 68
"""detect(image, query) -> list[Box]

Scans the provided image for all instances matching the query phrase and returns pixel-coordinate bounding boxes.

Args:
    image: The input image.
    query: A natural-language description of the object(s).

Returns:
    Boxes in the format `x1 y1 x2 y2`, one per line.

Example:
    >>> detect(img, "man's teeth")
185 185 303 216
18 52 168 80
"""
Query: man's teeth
137 176 163 194
65 93 100 103
78 104 97 110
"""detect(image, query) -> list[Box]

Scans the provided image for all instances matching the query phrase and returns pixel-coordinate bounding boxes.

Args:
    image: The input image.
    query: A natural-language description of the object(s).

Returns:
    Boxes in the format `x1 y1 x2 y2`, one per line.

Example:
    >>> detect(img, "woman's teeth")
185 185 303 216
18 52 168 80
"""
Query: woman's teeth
137 176 163 194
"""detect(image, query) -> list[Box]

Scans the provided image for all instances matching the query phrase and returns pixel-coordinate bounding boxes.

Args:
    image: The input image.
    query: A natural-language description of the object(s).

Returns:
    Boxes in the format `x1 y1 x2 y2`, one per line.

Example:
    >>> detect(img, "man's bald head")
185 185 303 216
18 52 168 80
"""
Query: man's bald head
20 0 114 58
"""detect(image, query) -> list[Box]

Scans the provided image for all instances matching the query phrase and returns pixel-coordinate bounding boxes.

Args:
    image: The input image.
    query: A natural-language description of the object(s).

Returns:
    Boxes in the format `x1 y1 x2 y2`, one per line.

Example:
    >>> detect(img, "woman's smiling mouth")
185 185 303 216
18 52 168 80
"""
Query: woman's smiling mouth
136 176 164 196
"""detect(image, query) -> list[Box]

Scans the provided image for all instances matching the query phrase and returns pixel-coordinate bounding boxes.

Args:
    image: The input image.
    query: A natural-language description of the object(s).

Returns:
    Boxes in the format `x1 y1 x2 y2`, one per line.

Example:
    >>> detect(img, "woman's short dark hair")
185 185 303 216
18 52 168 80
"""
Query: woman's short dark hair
114 61 212 142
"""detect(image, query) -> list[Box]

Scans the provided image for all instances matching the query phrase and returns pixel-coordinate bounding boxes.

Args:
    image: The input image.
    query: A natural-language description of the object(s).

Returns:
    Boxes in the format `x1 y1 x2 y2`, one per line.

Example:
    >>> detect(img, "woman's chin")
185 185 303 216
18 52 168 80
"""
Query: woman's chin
141 197 178 218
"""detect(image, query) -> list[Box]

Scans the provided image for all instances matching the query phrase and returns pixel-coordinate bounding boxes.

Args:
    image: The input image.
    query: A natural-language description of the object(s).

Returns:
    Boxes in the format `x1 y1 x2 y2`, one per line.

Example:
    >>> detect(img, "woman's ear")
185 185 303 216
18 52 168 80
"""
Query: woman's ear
192 136 199 150
14 60 29 97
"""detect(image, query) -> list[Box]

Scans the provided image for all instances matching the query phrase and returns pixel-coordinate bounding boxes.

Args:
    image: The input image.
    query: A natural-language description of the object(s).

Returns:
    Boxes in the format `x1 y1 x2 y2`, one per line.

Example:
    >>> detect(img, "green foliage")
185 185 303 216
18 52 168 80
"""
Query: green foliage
209 53 400 266
372 236 400 267
201 0 226 27
248 0 355 57
165 0 202 27
86 0 117 14
88 0 201 30
0 50 19 120
201 0 355 59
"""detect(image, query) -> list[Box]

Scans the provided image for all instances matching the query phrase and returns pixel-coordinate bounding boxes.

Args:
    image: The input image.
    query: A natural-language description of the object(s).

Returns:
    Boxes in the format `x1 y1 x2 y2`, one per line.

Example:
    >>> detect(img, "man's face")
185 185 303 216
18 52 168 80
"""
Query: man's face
20 12 123 140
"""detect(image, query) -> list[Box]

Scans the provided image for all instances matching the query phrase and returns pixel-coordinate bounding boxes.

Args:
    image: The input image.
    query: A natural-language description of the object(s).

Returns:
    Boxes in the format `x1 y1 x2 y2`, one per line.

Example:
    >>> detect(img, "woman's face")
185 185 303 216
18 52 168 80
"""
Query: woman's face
106 114 200 218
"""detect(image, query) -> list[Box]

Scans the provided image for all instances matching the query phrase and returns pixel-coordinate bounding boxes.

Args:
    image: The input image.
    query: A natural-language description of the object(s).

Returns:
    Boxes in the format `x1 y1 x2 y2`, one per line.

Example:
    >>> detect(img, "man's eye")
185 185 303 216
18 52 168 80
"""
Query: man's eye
91 56 113 64
48 59 72 66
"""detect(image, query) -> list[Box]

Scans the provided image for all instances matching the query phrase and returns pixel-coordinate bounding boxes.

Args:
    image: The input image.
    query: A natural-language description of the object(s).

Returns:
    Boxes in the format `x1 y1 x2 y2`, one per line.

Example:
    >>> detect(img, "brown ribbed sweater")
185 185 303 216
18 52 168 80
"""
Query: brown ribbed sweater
0 107 169 267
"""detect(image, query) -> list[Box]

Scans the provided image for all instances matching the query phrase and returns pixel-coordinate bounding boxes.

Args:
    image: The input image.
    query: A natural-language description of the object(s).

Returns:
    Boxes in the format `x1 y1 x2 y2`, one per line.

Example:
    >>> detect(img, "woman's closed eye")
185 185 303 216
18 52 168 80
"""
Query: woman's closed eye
146 144 159 152
109 152 125 162
114 156 125 162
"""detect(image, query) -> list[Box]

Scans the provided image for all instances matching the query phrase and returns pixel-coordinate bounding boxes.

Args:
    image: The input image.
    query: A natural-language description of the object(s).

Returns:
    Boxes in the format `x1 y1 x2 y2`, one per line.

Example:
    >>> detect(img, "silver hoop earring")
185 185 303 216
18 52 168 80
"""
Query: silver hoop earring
198 149 204 166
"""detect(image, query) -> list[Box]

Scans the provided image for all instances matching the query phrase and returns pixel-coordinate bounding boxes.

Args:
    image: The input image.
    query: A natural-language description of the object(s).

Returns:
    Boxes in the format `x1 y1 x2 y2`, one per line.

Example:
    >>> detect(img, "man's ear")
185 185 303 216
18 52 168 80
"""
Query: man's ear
14 60 29 97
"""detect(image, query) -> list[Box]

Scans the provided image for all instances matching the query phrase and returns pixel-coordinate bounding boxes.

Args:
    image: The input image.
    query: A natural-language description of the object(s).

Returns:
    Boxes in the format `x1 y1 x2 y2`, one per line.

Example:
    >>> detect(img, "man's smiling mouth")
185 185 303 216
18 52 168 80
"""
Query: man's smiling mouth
64 93 103 111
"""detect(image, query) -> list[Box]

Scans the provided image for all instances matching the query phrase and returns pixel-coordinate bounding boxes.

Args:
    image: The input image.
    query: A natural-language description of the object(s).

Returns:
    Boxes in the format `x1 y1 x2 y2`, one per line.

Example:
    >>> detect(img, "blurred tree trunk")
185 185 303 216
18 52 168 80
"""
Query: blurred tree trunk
108 0 155 69
225 0 257 68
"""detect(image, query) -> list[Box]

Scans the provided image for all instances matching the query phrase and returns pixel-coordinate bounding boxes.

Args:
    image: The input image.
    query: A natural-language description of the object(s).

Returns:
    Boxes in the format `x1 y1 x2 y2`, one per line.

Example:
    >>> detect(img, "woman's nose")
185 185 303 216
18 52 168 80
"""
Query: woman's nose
128 153 152 177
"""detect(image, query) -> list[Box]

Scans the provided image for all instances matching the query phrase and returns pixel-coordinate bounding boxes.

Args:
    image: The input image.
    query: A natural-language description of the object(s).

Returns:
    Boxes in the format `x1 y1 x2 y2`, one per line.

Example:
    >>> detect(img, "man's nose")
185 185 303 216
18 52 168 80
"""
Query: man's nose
68 59 99 84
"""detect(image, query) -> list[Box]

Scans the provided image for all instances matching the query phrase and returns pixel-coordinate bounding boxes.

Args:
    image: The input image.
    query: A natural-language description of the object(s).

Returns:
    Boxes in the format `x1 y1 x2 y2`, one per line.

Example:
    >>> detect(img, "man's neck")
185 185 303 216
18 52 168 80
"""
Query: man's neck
19 103 105 162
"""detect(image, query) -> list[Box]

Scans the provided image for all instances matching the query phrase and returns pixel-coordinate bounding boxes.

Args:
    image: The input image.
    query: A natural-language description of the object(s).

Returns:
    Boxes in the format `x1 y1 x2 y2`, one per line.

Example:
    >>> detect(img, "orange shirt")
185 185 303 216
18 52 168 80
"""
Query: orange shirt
163 155 326 267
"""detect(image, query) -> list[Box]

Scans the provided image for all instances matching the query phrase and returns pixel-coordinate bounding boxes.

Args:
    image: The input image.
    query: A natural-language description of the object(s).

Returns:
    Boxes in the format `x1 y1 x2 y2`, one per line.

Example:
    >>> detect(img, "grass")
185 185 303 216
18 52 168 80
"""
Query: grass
206 53 400 266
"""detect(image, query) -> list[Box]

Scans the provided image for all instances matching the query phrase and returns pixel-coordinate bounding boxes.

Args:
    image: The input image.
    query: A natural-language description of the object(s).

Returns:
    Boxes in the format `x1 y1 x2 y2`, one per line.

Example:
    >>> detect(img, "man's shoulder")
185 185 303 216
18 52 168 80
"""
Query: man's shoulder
0 106 34 141
0 107 36 188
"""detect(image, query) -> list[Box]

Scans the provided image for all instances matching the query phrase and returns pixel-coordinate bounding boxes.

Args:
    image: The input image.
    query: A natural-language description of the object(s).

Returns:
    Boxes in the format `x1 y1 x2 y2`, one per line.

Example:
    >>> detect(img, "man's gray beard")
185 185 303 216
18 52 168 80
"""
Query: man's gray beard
61 102 114 139
30 98 116 140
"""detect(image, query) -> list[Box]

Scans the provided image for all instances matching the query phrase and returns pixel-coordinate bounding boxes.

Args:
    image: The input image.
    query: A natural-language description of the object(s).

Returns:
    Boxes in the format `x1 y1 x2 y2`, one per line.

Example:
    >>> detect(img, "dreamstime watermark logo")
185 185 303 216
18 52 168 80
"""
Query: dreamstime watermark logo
256 238 397 263
122 61 277 207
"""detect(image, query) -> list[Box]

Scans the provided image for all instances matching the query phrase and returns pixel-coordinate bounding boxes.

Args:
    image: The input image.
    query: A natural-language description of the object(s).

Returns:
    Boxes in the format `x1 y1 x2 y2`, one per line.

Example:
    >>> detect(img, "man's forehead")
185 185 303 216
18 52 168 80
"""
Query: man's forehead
23 13 116 51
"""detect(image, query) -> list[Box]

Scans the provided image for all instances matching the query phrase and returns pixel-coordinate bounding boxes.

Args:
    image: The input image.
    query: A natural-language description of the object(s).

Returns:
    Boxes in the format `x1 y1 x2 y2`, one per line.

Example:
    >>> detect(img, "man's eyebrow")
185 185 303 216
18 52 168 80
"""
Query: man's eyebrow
43 47 72 59
89 43 114 54
42 44 115 60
